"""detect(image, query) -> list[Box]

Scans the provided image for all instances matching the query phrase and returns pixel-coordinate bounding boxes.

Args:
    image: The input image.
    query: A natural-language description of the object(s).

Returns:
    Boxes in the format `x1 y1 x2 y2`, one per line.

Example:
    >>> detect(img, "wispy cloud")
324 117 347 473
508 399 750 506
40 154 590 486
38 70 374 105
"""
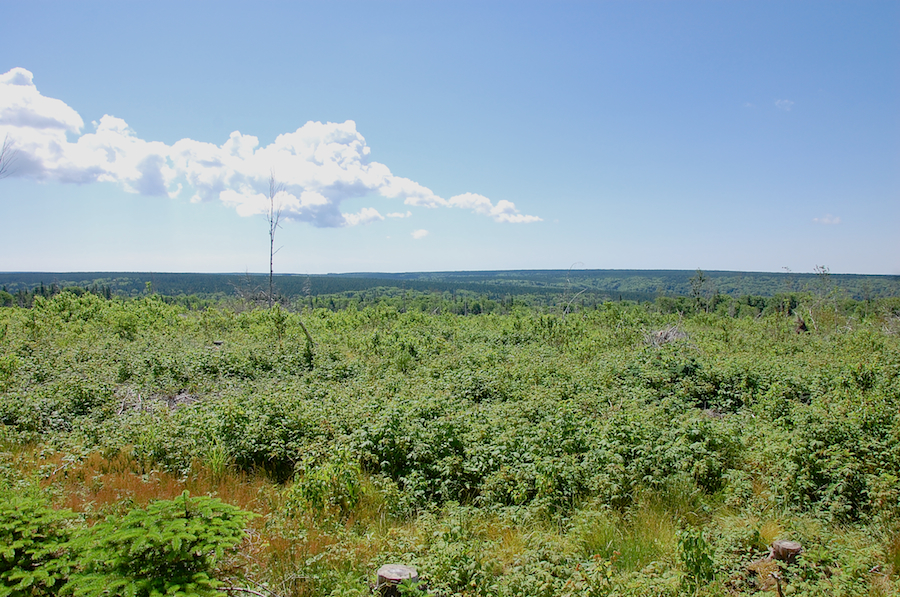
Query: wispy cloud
448 192 542 223
813 214 841 225
411 229 429 239
387 211 412 218
775 99 795 111
0 67 541 228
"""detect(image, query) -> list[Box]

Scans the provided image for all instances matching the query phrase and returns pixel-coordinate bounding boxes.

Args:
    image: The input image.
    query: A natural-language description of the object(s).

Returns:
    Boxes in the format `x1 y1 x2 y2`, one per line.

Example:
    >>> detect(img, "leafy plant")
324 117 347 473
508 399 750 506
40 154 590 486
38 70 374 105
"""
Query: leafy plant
286 448 363 519
677 528 716 590
68 491 253 597
0 490 75 597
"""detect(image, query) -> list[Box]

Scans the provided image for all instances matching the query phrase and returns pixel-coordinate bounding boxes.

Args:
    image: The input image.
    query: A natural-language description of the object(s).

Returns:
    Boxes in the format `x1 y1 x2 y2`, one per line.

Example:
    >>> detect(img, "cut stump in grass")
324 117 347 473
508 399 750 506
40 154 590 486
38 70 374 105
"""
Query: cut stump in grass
769 540 803 564
376 564 419 596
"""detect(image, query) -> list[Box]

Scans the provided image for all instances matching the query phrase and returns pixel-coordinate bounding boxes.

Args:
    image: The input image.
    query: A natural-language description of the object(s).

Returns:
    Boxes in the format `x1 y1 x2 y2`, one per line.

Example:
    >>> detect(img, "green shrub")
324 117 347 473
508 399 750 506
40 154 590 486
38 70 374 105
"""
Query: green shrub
677 528 716 589
69 491 254 597
0 489 75 597
286 449 363 519
0 485 253 597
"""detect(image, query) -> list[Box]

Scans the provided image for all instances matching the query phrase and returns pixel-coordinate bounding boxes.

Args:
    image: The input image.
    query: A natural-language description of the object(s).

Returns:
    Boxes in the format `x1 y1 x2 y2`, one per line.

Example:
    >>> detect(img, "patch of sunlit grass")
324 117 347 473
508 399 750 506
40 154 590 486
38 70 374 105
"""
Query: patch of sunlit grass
758 519 783 547
569 500 678 574
494 526 532 571
625 500 678 569
882 529 900 580
570 508 619 558
751 475 774 505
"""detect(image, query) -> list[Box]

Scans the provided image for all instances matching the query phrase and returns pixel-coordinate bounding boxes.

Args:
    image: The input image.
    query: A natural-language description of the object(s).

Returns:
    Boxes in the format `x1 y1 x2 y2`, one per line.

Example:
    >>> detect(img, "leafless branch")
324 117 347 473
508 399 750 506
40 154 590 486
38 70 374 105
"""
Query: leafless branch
644 324 688 348
267 170 285 308
561 261 585 319
0 134 19 180
563 287 588 318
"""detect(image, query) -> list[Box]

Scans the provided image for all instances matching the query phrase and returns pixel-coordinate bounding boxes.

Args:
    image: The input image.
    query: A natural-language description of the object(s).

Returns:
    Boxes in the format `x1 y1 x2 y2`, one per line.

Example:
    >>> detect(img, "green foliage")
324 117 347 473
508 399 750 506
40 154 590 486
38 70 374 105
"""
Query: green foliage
1 291 900 596
69 491 253 597
0 355 19 392
560 556 616 597
0 482 255 597
2 269 898 313
0 489 74 597
397 577 433 597
286 449 363 519
677 528 716 589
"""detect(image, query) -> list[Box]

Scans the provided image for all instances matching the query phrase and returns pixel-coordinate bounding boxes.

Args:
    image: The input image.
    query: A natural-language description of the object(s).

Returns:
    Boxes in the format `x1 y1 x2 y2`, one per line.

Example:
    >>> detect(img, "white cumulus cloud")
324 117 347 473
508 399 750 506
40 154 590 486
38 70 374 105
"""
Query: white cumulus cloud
344 207 385 227
0 67 542 228
0 67 83 132
411 229 429 239
449 192 542 223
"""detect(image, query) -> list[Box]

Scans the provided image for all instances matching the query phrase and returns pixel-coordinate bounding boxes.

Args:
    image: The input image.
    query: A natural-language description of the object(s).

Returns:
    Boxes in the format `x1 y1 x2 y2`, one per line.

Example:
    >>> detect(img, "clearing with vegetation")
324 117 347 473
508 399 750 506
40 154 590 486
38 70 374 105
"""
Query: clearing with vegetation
1 278 899 596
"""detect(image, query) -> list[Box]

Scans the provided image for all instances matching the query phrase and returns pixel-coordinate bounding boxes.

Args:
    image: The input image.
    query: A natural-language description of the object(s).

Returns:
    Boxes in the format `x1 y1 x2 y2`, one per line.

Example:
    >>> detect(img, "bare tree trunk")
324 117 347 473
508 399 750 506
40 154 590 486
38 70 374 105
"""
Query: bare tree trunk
265 171 316 350
297 317 315 346
267 171 284 308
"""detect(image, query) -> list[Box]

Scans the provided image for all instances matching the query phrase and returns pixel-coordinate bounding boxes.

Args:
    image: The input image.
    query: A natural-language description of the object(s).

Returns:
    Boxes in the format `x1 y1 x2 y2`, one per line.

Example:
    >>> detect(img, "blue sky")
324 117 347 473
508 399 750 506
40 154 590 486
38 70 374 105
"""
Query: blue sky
1 1 897 275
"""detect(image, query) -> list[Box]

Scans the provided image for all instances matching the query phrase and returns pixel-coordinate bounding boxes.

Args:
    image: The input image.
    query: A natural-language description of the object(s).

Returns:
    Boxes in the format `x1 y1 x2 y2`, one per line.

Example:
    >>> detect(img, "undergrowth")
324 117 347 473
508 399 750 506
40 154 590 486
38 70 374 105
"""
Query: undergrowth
1 292 899 595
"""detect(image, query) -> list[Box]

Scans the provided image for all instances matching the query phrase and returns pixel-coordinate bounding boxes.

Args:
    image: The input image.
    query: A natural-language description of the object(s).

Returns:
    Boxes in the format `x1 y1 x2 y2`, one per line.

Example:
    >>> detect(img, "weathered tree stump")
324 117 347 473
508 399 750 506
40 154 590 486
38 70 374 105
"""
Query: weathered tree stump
769 540 803 564
375 564 419 596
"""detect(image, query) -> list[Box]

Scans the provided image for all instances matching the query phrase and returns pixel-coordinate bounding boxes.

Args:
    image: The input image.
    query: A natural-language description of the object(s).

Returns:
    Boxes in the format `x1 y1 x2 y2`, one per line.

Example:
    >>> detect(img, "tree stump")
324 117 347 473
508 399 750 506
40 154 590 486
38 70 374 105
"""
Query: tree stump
769 540 803 564
375 564 419 596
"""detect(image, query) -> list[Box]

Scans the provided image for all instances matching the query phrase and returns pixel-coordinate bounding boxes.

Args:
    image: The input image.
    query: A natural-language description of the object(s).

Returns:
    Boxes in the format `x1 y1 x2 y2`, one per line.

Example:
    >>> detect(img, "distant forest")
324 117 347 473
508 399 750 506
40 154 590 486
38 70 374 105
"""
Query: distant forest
1 269 898 312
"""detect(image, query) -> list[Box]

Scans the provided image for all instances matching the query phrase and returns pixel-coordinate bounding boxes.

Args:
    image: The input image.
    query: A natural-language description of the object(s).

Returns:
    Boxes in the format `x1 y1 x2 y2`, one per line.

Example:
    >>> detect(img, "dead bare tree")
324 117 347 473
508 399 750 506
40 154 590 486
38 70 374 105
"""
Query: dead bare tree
0 134 19 180
265 170 315 348
267 171 285 309
560 262 587 319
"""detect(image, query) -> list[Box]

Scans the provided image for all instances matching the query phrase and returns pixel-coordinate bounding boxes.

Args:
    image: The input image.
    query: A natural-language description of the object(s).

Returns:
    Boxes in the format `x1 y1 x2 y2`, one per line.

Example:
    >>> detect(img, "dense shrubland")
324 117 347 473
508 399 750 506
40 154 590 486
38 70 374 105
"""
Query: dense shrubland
1 291 899 596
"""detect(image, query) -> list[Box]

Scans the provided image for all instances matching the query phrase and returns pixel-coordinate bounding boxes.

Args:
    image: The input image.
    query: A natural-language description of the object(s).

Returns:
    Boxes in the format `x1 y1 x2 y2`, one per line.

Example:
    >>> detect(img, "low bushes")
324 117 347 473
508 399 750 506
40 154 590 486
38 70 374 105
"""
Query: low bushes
1 293 899 595
0 487 252 597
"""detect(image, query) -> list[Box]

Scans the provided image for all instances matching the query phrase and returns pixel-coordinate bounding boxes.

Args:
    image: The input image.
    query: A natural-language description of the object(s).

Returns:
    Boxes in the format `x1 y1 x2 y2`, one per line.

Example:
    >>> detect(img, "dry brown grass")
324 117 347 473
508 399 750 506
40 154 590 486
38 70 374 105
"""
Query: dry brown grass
746 557 780 592
35 449 273 517
2 446 413 597
8 447 331 595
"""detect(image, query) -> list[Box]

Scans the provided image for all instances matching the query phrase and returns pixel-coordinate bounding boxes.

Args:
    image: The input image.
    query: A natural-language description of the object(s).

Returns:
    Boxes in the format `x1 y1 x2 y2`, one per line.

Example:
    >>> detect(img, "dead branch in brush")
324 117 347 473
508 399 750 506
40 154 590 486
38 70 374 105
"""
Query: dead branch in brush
645 324 688 347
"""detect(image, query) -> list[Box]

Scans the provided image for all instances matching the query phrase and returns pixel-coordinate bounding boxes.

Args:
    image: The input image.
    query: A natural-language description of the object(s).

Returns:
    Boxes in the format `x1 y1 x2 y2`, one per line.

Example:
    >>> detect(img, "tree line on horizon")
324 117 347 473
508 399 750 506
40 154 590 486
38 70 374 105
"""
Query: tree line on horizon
0 268 898 308
1 269 898 324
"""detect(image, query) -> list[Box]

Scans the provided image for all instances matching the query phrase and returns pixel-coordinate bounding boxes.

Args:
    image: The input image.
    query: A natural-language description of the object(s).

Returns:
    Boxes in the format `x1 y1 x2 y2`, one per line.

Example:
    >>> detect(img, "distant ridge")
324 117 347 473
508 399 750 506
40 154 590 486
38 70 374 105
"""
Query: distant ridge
1 269 898 301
